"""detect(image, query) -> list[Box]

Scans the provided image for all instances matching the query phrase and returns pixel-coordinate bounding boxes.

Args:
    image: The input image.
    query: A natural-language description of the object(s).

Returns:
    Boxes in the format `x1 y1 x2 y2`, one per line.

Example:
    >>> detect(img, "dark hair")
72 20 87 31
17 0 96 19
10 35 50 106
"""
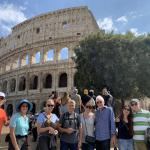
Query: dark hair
18 102 30 111
119 105 133 136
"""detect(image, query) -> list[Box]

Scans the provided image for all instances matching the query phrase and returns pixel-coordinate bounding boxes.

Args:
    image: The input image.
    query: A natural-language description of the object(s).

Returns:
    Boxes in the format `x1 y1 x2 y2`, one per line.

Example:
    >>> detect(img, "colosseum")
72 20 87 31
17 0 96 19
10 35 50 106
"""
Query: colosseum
0 6 99 114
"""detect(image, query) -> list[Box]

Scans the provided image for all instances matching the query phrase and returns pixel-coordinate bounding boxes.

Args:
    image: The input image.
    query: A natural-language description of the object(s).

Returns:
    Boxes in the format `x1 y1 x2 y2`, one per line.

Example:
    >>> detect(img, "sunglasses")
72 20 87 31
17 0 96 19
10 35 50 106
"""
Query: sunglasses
86 106 93 109
47 104 54 108
0 97 4 100
96 101 102 104
124 108 130 111
21 105 28 108
131 103 137 106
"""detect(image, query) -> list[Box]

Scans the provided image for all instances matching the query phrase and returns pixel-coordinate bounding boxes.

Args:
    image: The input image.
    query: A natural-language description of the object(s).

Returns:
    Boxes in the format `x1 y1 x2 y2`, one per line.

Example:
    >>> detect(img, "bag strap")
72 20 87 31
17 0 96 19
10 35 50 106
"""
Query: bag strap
83 113 89 135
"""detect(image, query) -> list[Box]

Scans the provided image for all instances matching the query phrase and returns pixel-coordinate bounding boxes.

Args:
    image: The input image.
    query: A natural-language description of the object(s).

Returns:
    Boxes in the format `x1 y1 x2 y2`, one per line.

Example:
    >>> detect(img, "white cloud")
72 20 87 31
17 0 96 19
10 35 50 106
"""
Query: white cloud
129 28 140 36
0 3 27 36
116 16 128 24
97 17 117 32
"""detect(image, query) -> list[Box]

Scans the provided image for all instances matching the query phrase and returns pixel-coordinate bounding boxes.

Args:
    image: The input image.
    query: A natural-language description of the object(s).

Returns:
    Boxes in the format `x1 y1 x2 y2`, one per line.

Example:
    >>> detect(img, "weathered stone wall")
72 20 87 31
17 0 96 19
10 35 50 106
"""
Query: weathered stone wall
0 6 99 112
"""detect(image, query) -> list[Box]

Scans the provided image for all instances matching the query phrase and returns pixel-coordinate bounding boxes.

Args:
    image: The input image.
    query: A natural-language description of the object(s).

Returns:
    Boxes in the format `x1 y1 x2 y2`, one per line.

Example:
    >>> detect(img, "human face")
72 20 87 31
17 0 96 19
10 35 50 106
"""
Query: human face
46 100 55 112
123 106 130 116
130 102 140 112
20 103 28 114
96 98 104 109
67 102 75 113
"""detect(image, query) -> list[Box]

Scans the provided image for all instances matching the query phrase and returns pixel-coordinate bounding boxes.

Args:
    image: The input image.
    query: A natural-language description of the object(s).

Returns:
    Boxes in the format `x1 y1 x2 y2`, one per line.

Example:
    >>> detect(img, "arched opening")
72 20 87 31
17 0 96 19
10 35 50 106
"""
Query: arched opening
12 57 19 69
59 47 69 60
59 73 67 87
31 51 41 64
44 74 52 88
3 80 7 93
30 102 36 115
30 75 38 90
44 49 54 62
21 54 29 67
19 76 26 91
10 78 16 92
6 104 13 117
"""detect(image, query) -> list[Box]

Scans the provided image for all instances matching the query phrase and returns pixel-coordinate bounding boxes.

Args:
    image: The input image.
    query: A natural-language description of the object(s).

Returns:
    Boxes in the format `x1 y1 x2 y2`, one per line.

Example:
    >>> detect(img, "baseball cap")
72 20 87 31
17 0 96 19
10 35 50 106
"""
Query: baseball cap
130 98 139 104
0 92 5 98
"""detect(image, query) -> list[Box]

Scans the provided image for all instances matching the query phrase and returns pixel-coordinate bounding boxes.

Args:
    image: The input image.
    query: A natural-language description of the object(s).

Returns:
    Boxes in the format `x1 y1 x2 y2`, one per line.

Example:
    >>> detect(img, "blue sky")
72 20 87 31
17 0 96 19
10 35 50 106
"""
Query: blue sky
0 0 150 37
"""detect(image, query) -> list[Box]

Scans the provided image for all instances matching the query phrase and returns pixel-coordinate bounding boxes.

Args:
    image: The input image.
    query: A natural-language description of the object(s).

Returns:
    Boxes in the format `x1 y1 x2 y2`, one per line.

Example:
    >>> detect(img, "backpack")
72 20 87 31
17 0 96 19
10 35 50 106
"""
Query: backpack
61 112 80 130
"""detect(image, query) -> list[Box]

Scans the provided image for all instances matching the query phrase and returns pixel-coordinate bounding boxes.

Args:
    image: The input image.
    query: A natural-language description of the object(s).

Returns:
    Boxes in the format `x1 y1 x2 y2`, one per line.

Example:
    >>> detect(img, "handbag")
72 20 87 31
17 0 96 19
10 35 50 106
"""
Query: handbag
83 114 95 144
5 133 10 142
145 127 150 147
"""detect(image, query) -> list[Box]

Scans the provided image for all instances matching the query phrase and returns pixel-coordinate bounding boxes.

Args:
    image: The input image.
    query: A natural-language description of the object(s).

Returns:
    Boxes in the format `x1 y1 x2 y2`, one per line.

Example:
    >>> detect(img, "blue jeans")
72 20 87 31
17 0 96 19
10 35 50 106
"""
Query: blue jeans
60 141 78 150
118 139 134 150
82 143 95 150
96 139 110 150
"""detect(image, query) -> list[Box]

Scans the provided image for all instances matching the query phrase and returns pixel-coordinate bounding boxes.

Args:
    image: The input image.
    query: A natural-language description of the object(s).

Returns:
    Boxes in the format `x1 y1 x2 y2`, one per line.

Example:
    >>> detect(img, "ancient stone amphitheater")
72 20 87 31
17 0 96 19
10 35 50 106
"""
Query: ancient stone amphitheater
0 6 99 114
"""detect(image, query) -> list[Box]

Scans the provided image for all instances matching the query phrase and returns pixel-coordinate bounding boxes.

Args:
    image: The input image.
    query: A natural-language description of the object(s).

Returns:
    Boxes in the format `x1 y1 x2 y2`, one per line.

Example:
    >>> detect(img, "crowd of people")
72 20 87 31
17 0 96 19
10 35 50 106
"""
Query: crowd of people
0 87 150 150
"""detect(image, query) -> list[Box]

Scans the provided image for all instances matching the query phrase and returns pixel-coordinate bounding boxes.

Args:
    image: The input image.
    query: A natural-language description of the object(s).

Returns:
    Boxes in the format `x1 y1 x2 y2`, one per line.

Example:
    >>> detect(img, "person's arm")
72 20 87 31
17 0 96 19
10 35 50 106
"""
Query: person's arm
78 124 82 149
10 127 20 150
110 109 116 146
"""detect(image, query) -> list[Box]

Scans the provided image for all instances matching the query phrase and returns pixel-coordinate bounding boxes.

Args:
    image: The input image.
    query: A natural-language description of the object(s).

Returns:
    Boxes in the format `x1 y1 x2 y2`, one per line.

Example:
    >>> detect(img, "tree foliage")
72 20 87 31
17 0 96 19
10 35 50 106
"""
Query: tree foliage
74 32 150 99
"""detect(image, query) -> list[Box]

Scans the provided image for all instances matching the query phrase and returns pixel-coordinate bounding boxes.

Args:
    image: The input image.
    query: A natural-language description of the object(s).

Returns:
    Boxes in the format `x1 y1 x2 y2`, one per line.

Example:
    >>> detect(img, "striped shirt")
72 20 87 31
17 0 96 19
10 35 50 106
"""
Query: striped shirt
133 109 150 141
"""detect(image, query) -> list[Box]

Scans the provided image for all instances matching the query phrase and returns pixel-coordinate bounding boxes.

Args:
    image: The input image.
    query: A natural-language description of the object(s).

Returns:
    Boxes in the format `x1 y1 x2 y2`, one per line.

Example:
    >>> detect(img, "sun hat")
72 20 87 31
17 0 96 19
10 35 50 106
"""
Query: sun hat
0 92 5 98
16 99 33 112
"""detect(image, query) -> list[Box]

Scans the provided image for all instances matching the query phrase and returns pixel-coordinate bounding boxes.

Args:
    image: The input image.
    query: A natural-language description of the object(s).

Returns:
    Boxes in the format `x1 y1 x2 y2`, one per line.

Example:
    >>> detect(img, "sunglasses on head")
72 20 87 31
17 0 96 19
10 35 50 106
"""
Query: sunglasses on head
131 102 137 106
86 106 93 109
47 104 54 108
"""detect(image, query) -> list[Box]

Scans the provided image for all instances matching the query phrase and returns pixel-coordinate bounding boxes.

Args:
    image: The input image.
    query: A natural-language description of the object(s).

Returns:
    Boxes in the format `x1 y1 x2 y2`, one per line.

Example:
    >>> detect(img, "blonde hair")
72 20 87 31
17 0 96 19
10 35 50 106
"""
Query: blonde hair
67 99 76 105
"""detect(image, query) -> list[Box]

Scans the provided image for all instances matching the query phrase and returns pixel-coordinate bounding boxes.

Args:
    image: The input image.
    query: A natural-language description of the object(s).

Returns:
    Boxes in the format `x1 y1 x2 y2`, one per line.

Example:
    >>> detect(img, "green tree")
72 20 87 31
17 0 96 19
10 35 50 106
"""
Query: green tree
74 32 150 99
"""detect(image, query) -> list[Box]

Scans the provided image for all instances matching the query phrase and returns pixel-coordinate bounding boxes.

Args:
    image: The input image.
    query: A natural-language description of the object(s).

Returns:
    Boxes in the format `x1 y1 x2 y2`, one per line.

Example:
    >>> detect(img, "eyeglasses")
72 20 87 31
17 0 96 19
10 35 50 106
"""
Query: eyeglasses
47 104 54 108
124 108 130 111
96 101 102 104
86 106 93 109
131 103 137 106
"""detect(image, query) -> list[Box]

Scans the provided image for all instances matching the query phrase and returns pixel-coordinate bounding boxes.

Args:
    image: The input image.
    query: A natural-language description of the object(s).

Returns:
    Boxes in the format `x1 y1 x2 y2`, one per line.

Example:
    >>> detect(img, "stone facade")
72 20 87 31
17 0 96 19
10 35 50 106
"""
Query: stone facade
0 6 99 113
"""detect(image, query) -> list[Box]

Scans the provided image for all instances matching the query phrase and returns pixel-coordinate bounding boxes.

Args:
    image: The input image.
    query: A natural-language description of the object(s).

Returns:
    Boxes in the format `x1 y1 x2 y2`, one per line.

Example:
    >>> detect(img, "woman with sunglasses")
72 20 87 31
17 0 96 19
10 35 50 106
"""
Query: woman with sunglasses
116 104 134 150
37 99 59 150
9 99 33 150
79 99 95 150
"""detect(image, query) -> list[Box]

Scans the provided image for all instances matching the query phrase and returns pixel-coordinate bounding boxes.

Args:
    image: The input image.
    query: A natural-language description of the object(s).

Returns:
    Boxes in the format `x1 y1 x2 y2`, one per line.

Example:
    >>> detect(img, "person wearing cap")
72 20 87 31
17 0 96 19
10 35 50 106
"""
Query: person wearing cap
130 98 150 150
0 92 8 142
8 99 33 150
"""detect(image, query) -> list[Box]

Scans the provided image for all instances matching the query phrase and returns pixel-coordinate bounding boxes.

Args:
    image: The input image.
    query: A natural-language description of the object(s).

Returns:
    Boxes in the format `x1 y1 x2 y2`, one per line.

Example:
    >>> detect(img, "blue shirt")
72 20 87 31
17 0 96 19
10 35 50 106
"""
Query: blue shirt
37 112 59 127
95 106 116 141
10 113 29 136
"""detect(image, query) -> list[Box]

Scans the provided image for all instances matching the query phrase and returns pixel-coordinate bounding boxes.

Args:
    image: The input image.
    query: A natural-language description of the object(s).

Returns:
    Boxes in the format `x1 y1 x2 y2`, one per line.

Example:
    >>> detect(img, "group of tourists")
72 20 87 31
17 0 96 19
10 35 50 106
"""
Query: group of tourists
0 87 150 150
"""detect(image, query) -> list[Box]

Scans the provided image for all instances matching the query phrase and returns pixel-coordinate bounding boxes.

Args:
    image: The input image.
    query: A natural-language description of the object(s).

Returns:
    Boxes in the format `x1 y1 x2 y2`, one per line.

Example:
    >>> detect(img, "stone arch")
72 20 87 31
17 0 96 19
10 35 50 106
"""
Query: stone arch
19 76 26 91
30 75 38 90
59 47 69 60
59 73 67 87
3 80 8 93
6 104 13 117
44 49 54 62
43 74 52 89
10 78 16 92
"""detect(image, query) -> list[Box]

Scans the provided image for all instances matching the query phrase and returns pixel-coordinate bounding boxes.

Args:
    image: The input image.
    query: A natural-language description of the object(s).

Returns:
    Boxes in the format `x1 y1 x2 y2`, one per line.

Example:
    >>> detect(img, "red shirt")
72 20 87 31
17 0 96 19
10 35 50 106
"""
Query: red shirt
0 108 7 135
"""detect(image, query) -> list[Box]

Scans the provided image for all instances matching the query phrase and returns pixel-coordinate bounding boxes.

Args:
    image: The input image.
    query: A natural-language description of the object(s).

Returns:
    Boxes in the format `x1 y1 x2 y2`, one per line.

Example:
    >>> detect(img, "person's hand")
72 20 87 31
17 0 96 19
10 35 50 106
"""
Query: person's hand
48 127 55 134
66 128 74 134
15 145 20 150
78 141 82 149
111 135 116 146
115 117 120 122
